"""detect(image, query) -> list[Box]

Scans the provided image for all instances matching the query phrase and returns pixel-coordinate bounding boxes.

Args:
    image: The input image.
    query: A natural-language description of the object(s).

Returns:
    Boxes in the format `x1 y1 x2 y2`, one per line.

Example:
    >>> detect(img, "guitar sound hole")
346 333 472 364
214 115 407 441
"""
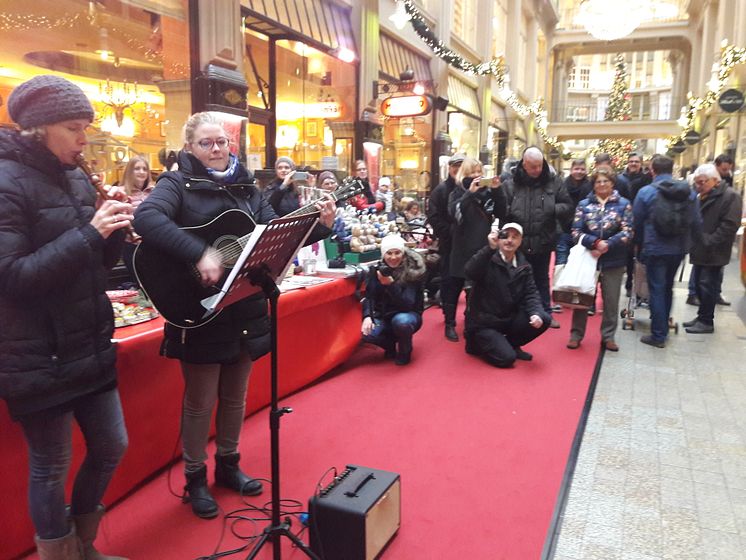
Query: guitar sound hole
213 235 241 267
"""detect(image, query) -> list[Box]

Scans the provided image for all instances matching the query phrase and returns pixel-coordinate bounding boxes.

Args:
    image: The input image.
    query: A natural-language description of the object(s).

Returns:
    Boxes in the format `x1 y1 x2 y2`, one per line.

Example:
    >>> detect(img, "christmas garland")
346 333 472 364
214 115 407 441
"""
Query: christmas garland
398 0 505 79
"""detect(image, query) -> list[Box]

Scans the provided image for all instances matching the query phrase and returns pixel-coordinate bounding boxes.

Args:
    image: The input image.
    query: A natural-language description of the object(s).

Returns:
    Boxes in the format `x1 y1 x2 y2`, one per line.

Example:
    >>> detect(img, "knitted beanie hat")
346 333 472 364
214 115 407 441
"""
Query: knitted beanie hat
317 170 336 185
380 234 406 256
8 75 94 129
275 156 296 170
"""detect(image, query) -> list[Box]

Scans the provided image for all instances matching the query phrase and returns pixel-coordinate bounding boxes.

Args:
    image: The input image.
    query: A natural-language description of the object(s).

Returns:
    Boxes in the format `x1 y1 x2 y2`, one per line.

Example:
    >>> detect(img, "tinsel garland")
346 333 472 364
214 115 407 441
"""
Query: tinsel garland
398 0 505 79
667 42 746 148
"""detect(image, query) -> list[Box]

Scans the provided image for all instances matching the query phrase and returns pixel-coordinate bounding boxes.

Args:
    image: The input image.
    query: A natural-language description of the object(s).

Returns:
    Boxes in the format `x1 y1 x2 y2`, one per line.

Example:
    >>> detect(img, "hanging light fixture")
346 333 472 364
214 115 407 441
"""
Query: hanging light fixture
575 0 645 41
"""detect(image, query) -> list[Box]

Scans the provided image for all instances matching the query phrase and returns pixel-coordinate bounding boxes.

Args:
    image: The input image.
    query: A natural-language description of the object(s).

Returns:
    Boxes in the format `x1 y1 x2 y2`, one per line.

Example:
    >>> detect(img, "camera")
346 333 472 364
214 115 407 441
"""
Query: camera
377 264 395 277
497 230 509 239
292 171 309 182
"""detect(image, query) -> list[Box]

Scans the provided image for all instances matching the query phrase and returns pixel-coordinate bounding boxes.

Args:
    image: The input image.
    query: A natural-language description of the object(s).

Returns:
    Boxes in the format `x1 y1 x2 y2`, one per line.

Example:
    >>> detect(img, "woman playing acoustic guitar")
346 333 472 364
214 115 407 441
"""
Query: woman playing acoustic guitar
133 112 335 518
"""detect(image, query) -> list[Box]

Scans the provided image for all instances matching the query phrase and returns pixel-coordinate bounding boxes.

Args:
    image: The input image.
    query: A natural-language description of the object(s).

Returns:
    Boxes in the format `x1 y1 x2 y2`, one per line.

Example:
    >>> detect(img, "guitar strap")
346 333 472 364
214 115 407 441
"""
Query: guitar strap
225 184 257 220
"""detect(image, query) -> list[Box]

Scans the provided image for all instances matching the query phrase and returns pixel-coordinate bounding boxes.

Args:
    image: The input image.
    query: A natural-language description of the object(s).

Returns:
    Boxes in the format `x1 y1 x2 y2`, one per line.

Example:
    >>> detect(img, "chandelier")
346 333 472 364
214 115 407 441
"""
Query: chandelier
99 79 141 126
576 0 645 41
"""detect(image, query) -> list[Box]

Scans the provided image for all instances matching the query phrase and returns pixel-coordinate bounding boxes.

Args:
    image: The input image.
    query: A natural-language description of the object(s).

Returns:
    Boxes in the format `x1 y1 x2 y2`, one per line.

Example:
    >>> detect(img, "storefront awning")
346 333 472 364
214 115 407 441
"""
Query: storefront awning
378 34 432 83
447 76 480 119
242 0 357 56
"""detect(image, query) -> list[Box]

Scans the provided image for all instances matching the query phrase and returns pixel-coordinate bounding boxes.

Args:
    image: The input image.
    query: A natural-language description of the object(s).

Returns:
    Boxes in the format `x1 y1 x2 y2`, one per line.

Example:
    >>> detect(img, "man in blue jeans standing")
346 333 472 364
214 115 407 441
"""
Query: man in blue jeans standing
633 155 701 348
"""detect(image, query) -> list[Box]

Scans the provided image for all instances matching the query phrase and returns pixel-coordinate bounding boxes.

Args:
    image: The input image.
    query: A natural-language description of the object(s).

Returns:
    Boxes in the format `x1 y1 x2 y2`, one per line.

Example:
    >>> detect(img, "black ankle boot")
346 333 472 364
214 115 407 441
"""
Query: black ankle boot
395 339 412 365
442 304 459 342
214 453 264 496
184 466 218 519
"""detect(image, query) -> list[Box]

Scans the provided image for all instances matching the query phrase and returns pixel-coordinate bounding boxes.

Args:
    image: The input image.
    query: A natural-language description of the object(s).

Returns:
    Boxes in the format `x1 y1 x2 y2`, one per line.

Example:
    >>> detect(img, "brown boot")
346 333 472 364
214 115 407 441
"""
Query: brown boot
72 505 128 560
35 527 83 560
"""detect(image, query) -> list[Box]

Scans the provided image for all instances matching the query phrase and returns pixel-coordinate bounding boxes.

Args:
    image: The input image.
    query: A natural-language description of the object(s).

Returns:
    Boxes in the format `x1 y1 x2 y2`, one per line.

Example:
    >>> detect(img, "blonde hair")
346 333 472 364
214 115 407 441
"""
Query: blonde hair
121 155 152 196
182 112 226 146
456 157 482 184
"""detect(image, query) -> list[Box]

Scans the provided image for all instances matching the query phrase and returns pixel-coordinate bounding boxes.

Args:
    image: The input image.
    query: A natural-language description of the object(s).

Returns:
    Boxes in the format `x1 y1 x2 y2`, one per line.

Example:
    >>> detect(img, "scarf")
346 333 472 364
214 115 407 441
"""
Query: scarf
206 153 241 184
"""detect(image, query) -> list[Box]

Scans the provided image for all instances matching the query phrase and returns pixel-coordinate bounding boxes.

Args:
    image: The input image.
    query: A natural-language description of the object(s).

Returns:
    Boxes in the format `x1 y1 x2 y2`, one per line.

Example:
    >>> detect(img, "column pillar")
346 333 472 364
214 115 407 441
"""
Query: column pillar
192 0 248 115
525 16 538 102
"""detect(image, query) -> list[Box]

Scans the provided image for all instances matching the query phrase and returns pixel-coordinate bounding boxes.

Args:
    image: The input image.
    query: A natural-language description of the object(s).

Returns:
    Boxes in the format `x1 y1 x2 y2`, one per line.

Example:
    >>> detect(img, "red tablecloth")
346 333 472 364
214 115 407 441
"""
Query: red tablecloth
0 277 361 559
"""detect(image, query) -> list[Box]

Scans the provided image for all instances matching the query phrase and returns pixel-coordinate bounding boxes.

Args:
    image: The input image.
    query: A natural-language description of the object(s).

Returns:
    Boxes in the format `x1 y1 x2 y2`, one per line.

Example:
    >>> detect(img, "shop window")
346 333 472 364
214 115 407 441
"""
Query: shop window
269 39 356 173
0 0 192 182
448 112 480 160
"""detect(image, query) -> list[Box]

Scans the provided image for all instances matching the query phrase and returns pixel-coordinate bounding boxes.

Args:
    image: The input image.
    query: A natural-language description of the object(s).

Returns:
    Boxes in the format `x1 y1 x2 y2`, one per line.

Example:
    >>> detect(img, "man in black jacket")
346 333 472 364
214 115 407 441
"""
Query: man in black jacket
464 223 551 368
427 153 465 340
684 164 742 333
621 152 652 293
503 147 573 328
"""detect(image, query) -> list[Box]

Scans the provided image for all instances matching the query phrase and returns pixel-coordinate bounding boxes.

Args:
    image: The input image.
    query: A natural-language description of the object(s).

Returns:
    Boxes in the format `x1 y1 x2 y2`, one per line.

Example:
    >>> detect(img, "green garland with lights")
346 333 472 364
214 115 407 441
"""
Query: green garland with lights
668 42 746 149
398 0 505 79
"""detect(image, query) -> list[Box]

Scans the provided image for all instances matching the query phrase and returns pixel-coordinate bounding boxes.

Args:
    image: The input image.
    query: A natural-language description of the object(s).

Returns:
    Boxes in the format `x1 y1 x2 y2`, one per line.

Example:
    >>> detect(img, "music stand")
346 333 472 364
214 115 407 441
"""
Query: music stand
209 213 323 560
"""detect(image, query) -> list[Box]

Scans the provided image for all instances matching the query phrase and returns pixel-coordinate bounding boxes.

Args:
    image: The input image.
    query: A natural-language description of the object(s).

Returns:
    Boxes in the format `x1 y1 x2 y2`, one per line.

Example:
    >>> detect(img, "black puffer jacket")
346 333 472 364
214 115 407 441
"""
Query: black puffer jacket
133 151 330 364
689 181 742 267
426 175 458 255
361 250 426 320
464 245 543 331
263 177 301 217
0 129 123 418
503 160 573 255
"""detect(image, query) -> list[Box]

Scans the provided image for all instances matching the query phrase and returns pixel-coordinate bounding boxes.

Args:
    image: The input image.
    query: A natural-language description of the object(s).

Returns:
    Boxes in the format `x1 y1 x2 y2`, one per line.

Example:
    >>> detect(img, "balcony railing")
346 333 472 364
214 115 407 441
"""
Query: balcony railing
552 102 674 122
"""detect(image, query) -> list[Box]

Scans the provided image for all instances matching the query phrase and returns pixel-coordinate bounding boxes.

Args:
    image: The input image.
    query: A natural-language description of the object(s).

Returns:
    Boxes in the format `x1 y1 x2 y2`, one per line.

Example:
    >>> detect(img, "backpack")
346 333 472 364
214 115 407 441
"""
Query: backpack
651 180 693 237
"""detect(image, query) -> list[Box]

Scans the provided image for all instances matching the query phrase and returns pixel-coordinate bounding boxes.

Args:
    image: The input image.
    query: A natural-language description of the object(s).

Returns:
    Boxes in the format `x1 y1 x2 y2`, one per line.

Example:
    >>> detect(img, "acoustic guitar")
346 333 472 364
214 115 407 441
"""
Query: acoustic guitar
133 177 363 328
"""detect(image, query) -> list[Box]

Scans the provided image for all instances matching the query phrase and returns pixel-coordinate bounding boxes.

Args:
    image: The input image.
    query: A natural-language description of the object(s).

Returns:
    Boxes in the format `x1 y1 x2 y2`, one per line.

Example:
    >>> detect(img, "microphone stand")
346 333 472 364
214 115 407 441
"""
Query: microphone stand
245 265 321 560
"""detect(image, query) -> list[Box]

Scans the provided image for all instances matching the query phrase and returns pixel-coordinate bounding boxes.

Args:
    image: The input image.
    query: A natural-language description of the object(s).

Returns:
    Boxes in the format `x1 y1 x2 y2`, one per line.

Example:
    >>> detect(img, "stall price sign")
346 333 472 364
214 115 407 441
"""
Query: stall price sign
381 94 432 117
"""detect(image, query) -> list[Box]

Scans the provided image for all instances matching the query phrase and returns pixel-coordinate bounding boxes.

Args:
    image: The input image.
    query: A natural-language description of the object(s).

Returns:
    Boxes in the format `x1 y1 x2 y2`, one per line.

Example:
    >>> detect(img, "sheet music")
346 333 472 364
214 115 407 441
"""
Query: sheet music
200 214 319 317
200 224 266 314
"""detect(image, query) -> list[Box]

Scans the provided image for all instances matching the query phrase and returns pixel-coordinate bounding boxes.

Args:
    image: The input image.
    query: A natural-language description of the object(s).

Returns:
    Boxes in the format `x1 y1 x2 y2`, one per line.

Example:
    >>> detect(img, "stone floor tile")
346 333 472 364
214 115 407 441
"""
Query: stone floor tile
699 529 746 560
581 542 622 560
621 552 662 560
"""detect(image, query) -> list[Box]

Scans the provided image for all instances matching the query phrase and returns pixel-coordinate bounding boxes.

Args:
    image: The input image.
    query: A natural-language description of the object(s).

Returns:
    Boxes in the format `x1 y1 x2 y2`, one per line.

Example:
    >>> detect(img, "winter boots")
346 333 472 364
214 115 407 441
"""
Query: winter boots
183 465 219 519
71 506 128 560
214 452 264 496
35 528 82 560
442 304 459 342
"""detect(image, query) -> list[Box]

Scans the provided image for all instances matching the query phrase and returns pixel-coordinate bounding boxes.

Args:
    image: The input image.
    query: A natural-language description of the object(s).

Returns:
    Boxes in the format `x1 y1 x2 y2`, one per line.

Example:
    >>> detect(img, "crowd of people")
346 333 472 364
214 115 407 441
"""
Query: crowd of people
0 75 743 560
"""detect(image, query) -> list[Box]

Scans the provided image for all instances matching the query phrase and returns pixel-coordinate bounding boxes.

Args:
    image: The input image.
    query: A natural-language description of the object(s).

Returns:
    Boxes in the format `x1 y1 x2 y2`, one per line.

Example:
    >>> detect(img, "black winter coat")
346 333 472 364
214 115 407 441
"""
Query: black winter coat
361 250 426 320
560 176 592 232
464 246 543 331
134 151 330 364
426 175 458 255
503 160 573 255
689 181 742 267
447 183 507 278
263 177 301 217
0 130 124 418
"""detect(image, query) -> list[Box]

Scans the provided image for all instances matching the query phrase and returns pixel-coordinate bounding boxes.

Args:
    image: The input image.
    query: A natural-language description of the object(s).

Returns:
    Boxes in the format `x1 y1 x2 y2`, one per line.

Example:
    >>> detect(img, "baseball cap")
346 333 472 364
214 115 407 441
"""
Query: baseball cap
501 222 523 235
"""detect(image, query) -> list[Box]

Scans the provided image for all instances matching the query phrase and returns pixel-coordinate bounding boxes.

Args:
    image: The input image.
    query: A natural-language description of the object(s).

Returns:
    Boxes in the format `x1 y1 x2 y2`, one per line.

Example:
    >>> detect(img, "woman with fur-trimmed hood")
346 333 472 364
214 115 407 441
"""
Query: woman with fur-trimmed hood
361 235 426 365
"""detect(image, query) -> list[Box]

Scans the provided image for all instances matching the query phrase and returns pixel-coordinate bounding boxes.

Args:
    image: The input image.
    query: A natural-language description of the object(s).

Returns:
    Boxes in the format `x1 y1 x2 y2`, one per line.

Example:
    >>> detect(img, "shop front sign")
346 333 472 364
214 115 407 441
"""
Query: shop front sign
381 94 432 118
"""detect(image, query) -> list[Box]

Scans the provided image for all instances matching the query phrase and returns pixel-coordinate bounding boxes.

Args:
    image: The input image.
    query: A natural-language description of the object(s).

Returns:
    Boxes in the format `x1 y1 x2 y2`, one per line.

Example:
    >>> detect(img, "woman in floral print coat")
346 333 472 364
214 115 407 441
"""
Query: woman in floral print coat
566 166 633 352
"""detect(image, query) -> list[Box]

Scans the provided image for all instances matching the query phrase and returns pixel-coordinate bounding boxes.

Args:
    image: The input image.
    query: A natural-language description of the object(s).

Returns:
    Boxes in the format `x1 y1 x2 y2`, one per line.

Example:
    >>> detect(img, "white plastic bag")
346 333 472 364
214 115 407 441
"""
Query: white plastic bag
554 237 599 295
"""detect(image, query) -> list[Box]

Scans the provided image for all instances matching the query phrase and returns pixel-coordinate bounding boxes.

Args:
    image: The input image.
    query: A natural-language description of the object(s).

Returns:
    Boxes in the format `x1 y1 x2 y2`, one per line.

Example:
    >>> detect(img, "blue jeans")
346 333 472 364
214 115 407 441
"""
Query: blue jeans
555 232 572 266
694 265 721 326
363 312 423 354
645 254 683 342
19 389 128 539
524 251 553 313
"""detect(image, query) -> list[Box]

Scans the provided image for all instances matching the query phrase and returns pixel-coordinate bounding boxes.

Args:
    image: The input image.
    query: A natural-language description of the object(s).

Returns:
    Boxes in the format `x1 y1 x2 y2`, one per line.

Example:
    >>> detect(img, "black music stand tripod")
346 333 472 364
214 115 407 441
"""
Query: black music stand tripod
244 266 321 560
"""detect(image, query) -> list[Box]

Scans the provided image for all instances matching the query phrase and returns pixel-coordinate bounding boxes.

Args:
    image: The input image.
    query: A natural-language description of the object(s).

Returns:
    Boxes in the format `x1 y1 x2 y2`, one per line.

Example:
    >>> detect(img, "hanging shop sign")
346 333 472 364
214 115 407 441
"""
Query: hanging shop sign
670 140 686 154
718 89 745 113
684 129 701 145
381 94 432 118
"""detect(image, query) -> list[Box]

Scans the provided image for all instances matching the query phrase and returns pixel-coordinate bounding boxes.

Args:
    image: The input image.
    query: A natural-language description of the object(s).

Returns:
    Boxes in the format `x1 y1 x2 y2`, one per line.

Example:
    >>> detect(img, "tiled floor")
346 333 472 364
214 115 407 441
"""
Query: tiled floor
553 255 746 560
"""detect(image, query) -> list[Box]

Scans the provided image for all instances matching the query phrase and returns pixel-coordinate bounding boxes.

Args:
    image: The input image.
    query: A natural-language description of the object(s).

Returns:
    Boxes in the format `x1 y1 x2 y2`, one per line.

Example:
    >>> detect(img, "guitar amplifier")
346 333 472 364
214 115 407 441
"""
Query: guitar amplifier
309 465 401 560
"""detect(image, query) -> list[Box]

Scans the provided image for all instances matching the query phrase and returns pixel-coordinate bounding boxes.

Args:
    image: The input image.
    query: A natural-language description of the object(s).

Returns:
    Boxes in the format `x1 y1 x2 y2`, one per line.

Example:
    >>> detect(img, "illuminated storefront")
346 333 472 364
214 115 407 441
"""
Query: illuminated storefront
487 100 510 174
241 0 358 176
0 0 192 183
446 75 481 160
376 33 434 199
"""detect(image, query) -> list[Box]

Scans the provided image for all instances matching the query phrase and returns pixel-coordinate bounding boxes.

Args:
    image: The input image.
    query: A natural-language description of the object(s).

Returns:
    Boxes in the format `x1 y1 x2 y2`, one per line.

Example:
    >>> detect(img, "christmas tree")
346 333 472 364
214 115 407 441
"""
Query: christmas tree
593 54 634 169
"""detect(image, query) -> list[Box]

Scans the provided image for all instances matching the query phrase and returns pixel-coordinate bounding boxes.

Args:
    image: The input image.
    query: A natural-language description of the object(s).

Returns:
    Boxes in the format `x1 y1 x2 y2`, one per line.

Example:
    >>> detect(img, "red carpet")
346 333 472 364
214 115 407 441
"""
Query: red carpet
23 305 601 560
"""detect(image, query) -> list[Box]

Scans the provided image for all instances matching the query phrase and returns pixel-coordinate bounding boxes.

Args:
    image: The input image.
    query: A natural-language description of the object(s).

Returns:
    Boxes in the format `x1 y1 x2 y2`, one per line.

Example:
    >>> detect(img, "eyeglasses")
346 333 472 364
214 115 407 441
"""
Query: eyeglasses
694 179 713 186
195 137 230 150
